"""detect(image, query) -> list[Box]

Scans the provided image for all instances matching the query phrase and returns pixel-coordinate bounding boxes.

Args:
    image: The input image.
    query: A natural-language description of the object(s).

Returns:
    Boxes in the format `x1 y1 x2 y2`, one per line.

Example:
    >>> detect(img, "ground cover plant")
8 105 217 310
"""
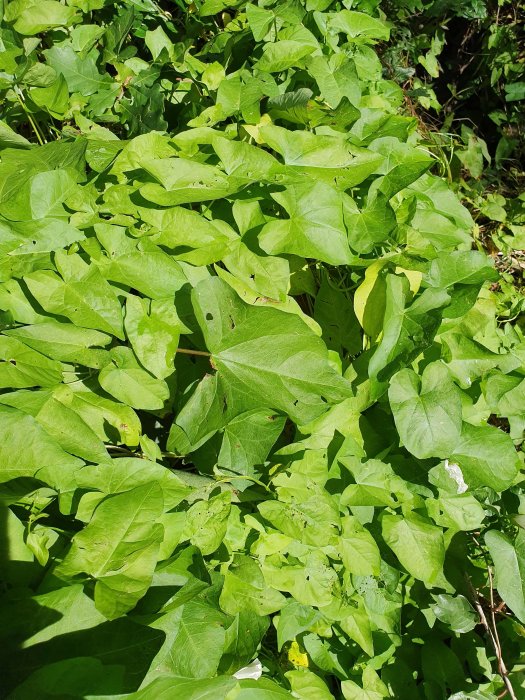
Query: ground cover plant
1 0 525 698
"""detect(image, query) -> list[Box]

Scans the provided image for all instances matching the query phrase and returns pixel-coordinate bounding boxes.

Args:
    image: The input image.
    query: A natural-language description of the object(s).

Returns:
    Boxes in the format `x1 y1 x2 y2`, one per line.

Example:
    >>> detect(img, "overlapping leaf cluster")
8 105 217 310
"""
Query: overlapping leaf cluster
1 1 525 698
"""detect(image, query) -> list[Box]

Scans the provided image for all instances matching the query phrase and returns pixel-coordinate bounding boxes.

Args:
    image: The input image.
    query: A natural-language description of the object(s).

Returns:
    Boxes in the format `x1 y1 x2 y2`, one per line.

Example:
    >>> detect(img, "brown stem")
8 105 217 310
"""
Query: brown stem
469 536 517 700
470 579 517 700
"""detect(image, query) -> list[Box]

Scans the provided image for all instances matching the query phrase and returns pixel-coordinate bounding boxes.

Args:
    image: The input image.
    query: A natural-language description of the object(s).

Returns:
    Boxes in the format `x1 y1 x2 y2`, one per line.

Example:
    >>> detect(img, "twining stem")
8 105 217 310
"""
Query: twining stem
473 590 516 700
468 547 517 700
105 445 183 458
488 566 516 700
176 347 211 357
15 88 46 146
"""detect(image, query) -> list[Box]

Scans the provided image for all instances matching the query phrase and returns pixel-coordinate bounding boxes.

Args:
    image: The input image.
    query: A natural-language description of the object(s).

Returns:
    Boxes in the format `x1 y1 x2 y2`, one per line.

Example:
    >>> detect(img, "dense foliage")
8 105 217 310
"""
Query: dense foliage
383 0 525 307
1 0 524 698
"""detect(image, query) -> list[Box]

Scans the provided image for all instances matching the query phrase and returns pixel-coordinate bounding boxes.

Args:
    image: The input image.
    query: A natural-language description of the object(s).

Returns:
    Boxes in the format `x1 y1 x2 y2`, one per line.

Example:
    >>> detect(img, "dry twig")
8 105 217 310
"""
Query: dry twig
469 568 517 700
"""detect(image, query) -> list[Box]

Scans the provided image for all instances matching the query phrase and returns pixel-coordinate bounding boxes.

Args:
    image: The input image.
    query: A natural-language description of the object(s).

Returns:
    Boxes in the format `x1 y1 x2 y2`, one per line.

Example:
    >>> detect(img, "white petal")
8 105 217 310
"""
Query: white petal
233 659 263 680
444 459 468 494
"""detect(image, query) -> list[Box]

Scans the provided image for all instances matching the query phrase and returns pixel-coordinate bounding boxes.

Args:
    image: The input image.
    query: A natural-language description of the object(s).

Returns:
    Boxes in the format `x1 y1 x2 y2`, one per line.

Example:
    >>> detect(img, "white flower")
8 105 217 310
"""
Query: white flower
444 459 468 494
233 658 263 680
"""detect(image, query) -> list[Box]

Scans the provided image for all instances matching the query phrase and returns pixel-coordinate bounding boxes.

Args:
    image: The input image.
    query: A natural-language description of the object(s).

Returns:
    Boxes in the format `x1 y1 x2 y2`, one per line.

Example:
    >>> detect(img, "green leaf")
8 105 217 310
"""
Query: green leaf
236 678 295 699
95 224 188 298
0 405 82 483
505 81 525 102
307 54 361 108
147 600 231 680
485 529 525 623
220 610 269 676
457 131 489 179
276 602 323 650
1 167 78 220
222 236 290 303
220 556 286 616
339 605 374 657
98 347 170 410
369 138 433 199
124 295 179 379
261 551 339 607
246 3 274 41
32 394 110 462
0 508 37 587
256 40 317 73
425 251 498 288
328 10 390 41
340 458 407 508
58 382 141 446
339 516 381 576
0 218 85 280
441 333 501 388
139 157 239 206
213 136 285 182
344 193 397 253
267 88 325 127
63 482 164 618
24 267 124 339
4 609 163 696
286 669 335 699
428 493 486 531
368 275 450 392
125 676 238 700
430 594 477 633
258 494 339 548
44 45 114 95
183 491 231 555
259 181 354 265
451 423 520 491
0 120 31 149
75 457 190 511
218 410 286 474
0 584 106 649
354 260 388 339
314 276 362 355
388 362 463 459
143 205 235 266
382 513 445 584
259 124 381 186
168 373 230 455
13 0 78 35
192 277 352 424
484 371 525 419
0 336 63 388
6 321 111 367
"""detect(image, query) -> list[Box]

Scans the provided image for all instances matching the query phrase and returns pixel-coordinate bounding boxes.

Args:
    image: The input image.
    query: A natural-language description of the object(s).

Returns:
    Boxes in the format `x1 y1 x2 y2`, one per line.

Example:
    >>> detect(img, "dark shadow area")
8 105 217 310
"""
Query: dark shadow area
1 617 164 697
0 504 55 698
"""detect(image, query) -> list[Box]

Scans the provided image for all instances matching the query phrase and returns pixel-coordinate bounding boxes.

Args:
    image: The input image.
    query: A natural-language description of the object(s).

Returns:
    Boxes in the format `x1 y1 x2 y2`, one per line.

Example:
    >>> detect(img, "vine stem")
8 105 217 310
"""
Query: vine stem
176 347 211 357
468 554 517 700
472 591 516 700
105 445 184 459
214 474 272 493
14 87 46 146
